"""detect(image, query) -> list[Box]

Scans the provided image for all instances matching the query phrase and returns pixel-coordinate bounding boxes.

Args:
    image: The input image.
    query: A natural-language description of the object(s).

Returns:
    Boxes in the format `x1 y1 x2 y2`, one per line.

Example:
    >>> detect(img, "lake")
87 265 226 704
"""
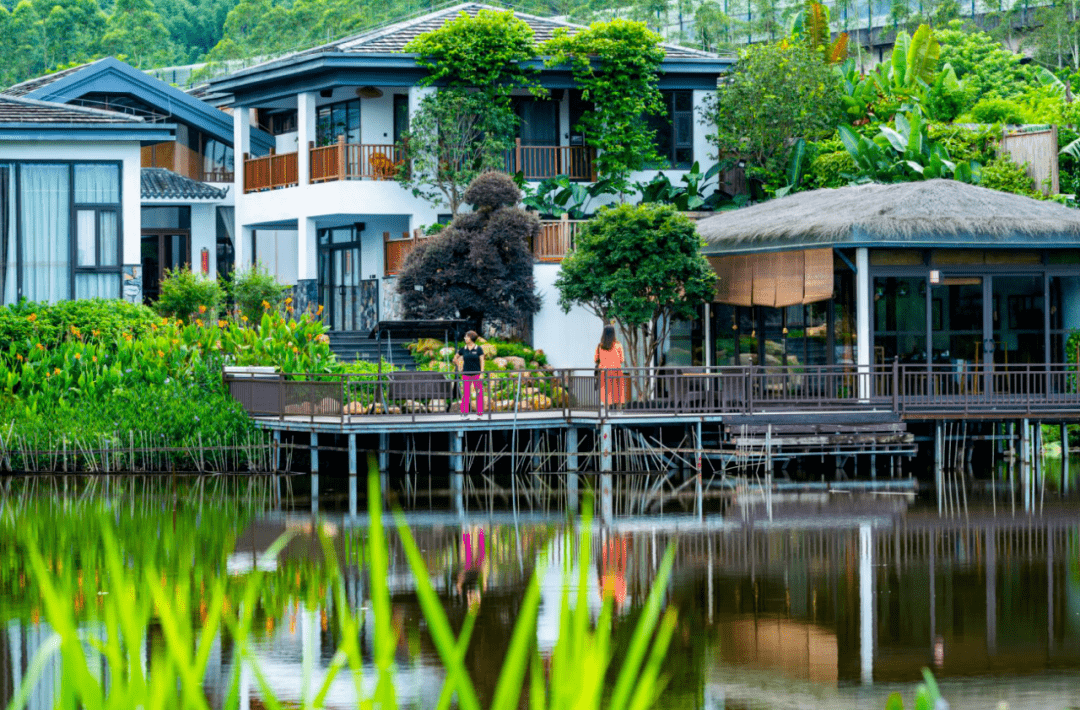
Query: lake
1 477 1079 710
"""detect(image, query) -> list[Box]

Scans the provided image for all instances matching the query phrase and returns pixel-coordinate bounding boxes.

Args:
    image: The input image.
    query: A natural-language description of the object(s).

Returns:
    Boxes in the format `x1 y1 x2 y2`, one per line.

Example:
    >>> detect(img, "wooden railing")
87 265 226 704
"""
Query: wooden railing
310 137 404 182
142 142 234 183
384 229 433 276
243 151 298 193
506 139 597 181
535 215 587 262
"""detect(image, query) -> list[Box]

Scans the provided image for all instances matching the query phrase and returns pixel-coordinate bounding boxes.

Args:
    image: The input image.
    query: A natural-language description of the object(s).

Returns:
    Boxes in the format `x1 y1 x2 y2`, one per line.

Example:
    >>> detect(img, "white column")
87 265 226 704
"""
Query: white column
856 247 871 399
859 523 874 685
297 216 317 282
559 90 571 147
297 92 316 186
233 107 251 273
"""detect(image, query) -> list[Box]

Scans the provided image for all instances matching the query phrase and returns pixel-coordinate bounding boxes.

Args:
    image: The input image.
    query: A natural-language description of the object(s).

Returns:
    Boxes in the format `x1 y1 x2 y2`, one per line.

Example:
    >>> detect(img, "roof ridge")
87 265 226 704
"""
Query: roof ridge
0 92 145 121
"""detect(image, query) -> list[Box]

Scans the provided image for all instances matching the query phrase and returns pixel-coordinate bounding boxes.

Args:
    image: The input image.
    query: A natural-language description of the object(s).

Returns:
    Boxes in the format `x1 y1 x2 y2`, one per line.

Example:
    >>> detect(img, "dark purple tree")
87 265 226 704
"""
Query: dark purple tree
396 172 541 334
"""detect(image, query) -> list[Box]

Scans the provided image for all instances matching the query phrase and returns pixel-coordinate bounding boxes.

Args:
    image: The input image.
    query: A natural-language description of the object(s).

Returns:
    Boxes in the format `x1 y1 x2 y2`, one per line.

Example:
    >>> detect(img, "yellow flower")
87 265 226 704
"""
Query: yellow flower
241 315 248 322
316 304 324 315
53 367 61 375
36 343 44 351
73 353 81 360
198 305 207 314
218 320 226 328
171 339 179 345
261 300 270 309
26 313 37 323
92 329 99 337
285 296 293 305
291 346 299 353
92 356 97 363
16 354 23 361
196 319 204 327
157 350 165 358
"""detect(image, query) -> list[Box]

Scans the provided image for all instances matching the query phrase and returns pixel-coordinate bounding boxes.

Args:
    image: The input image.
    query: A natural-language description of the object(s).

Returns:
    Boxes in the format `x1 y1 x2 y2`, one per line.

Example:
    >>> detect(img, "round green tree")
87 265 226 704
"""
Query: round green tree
555 203 716 372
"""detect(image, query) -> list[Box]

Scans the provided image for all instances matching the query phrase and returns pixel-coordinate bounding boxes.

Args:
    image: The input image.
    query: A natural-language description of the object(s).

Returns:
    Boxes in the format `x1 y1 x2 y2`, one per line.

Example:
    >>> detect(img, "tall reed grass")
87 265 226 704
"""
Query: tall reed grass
6 454 677 710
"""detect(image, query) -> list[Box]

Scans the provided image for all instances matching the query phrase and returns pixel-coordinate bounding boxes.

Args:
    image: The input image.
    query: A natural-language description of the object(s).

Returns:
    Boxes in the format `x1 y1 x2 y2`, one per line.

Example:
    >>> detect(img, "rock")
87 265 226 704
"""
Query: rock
429 399 448 412
494 357 509 370
439 346 455 358
529 395 553 410
529 360 539 369
387 405 403 415
504 356 526 370
345 401 371 414
412 338 442 353
401 400 428 413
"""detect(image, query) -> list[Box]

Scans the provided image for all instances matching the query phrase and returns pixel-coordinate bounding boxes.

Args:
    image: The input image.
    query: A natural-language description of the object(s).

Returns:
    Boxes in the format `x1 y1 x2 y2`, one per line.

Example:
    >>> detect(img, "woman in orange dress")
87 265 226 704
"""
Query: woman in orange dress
595 324 625 407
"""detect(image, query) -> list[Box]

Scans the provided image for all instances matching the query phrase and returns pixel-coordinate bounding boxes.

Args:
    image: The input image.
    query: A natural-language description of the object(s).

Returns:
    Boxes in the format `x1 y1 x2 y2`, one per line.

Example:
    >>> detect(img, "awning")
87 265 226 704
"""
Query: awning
709 248 833 307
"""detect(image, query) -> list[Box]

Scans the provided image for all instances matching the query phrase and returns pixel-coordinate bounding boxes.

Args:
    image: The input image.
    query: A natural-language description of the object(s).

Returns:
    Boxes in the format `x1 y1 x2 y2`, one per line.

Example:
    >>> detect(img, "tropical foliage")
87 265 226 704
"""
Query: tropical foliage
555 203 716 372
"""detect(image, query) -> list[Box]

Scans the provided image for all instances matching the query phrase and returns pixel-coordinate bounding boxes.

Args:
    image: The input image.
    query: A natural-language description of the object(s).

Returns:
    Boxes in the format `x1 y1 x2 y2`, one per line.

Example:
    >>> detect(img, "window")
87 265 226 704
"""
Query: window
73 164 122 299
202 137 234 182
316 99 361 146
647 91 694 168
264 110 298 135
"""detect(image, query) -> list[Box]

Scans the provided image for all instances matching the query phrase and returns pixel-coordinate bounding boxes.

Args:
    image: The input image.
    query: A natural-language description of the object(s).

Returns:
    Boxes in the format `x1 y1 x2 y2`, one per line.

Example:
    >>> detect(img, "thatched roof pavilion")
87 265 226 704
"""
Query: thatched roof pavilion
698 179 1080 255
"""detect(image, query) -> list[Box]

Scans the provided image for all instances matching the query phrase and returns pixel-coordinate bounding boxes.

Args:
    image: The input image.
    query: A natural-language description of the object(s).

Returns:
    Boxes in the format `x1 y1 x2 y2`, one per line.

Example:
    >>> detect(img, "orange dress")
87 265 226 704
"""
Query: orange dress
595 342 625 405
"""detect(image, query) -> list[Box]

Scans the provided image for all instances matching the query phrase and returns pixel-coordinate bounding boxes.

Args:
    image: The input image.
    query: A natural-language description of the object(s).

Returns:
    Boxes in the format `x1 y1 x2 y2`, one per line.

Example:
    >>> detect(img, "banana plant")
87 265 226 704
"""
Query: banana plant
839 109 980 184
790 0 848 63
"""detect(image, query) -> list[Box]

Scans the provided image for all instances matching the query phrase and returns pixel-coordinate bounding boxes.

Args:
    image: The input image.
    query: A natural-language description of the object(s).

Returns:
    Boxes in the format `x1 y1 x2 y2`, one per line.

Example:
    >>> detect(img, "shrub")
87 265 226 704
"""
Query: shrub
155 267 223 323
0 299 158 347
966 97 1027 125
979 155 1039 198
807 151 855 189
230 264 289 322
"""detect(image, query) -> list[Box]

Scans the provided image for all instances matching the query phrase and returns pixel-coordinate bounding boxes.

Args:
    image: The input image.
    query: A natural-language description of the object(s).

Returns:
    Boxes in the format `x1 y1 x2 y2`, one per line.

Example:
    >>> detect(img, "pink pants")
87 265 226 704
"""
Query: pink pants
460 374 484 414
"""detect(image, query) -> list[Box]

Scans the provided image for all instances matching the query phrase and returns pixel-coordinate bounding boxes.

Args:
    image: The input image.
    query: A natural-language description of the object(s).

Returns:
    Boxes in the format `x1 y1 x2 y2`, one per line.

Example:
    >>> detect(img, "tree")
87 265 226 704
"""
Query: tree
554 203 716 375
102 0 171 67
935 20 1034 102
398 90 519 215
702 41 843 188
544 19 666 196
398 10 541 214
396 172 541 334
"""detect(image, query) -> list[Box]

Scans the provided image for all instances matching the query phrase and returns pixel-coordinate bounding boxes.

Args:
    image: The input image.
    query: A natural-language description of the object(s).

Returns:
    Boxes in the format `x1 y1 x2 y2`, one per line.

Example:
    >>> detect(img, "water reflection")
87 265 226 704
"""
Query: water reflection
2 490 1080 710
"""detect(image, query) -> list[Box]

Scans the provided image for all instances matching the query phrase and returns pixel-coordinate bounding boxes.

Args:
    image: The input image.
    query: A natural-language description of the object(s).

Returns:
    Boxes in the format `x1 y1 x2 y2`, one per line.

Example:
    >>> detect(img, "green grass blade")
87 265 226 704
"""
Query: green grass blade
434 612 478 710
3 633 62 710
608 543 677 710
367 452 398 710
489 566 544 710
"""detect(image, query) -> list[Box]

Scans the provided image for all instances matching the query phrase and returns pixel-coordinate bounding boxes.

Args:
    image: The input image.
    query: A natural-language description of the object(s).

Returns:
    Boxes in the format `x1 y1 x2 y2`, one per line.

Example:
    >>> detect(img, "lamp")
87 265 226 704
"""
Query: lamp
356 86 384 99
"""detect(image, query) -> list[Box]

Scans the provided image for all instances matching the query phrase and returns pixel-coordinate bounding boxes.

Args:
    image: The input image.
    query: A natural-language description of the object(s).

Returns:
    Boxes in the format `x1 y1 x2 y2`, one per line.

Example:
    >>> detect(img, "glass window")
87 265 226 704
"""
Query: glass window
0 165 14 305
20 164 71 302
75 164 119 203
76 210 96 266
646 91 694 169
316 99 361 145
141 206 191 230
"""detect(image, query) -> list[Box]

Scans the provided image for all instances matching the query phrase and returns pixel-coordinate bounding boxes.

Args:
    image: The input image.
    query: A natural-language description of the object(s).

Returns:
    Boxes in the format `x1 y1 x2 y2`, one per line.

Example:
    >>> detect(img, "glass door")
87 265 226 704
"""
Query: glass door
990 274 1045 395
930 276 987 395
318 243 361 331
140 231 190 304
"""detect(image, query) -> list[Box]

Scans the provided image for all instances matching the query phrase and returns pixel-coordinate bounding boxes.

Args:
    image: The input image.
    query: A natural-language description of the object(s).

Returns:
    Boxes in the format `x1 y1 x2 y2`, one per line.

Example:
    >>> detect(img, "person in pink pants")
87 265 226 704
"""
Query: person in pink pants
453 330 485 417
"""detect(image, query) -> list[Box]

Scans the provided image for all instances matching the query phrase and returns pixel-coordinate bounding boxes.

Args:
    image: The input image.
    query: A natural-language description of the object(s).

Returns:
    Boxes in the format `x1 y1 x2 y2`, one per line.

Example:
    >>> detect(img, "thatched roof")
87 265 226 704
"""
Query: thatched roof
698 179 1080 255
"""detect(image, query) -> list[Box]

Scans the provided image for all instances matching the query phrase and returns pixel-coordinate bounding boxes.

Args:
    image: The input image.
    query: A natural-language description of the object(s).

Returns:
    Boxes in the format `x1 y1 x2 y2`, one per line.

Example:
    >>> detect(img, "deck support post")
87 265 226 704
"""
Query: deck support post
310 433 319 514
273 430 281 472
871 454 877 481
1021 419 1031 512
696 421 704 522
600 422 613 525
566 428 579 514
379 432 389 497
1062 423 1070 496
986 527 997 655
348 433 358 520
935 421 944 515
451 431 464 517
1035 424 1044 507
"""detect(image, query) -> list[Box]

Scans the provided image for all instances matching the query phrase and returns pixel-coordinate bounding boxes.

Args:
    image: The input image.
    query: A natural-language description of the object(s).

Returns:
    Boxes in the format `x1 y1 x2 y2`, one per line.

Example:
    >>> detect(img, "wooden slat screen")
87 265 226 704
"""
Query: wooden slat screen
710 248 834 307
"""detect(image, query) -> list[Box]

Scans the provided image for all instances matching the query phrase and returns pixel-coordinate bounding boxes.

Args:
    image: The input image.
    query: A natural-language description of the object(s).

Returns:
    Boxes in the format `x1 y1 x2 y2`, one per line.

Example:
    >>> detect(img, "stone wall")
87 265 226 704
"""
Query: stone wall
122 265 142 304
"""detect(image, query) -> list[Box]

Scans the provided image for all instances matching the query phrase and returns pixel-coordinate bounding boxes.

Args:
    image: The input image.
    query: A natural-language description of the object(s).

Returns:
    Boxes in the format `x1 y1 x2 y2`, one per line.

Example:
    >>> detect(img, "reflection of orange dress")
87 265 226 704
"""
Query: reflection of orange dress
595 342 625 405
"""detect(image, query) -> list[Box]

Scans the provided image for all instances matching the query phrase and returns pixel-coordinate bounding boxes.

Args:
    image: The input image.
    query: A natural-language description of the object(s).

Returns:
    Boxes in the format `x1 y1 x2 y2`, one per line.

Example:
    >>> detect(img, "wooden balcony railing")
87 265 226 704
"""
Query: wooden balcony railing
243 150 298 193
384 229 433 276
142 142 234 183
310 137 404 183
506 139 597 181
535 215 587 262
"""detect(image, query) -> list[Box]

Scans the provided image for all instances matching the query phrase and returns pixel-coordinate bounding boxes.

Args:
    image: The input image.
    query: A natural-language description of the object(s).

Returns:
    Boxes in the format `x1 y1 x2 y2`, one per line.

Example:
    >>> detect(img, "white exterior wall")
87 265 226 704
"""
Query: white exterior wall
253 230 299 284
0 141 143 266
190 203 218 278
533 263 603 369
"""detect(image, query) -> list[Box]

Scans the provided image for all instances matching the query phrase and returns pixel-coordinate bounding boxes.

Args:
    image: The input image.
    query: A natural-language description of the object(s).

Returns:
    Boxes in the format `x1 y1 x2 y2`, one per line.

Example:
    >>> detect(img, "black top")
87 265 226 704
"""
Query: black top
458 346 483 374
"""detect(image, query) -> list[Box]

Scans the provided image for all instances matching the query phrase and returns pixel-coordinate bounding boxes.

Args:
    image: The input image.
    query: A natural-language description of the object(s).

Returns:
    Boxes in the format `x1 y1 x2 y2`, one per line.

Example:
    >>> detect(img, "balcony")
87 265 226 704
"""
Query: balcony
534 215 586 262
311 138 404 182
505 140 597 182
243 151 299 193
142 142 233 183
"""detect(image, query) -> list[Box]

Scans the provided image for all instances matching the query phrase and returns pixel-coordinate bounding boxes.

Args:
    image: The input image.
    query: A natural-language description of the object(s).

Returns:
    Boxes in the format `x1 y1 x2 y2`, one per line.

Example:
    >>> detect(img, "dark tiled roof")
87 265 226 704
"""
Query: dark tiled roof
3 62 96 97
141 168 229 200
291 2 714 62
0 95 147 124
